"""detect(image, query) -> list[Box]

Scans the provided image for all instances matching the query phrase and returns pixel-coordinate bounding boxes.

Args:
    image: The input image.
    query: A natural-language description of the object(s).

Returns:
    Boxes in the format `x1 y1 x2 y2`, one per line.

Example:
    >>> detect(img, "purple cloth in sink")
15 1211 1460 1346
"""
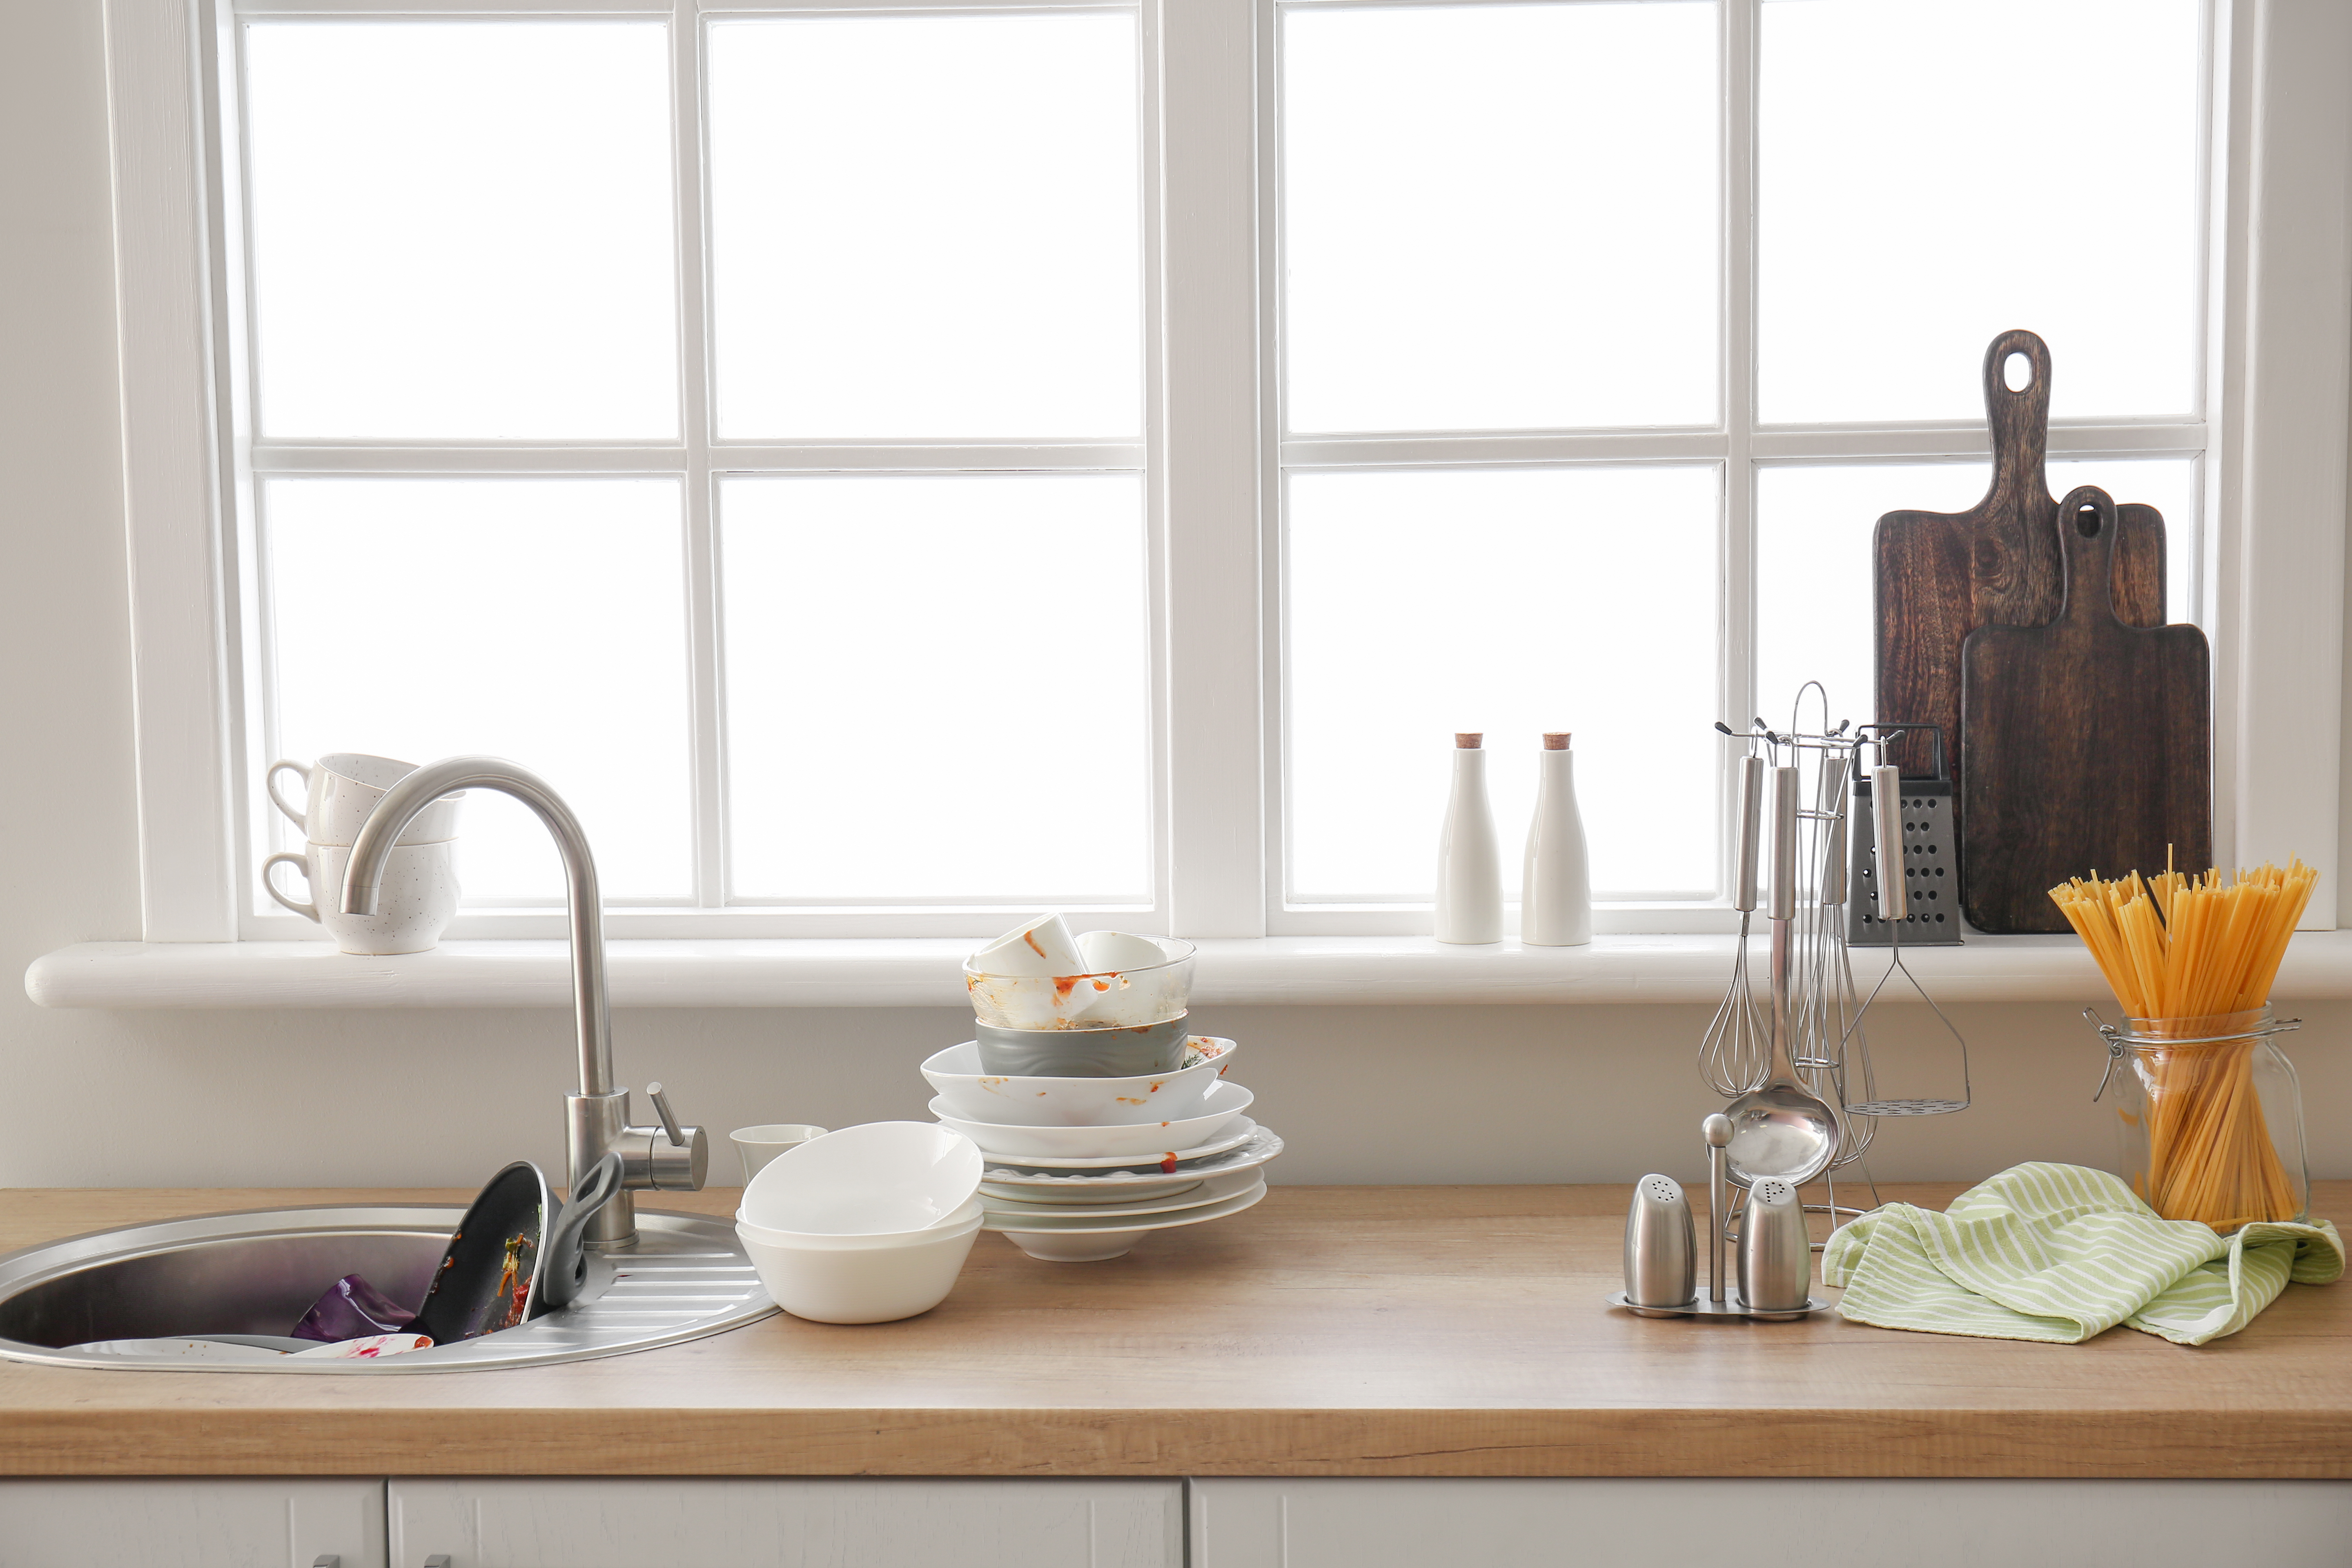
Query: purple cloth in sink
292 1273 417 1343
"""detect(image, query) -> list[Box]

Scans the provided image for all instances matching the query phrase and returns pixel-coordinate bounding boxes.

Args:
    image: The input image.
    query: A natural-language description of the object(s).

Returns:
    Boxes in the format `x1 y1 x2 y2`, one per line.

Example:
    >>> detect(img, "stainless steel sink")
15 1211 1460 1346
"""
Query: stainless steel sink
0 1204 775 1373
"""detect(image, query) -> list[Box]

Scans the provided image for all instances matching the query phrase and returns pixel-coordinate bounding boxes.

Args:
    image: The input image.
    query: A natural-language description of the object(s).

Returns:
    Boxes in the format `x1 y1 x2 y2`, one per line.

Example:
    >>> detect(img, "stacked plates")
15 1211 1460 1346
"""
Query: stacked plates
920 1038 1284 1262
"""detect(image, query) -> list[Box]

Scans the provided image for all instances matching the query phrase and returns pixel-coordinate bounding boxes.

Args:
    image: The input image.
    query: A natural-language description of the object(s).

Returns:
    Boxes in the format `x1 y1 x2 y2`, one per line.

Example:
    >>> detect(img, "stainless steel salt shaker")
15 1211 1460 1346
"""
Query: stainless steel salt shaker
1736 1177 1811 1312
1622 1173 1696 1314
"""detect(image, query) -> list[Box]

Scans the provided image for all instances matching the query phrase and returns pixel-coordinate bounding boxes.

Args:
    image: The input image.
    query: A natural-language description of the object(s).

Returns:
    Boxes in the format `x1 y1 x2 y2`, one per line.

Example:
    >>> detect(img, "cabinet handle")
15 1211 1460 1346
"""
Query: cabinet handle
422 1557 452 1568
311 1558 339 1568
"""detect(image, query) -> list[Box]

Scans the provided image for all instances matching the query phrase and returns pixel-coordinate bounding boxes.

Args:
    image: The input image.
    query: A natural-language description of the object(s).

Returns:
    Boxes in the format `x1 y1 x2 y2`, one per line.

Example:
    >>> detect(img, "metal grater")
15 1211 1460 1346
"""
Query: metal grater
1849 726 1964 946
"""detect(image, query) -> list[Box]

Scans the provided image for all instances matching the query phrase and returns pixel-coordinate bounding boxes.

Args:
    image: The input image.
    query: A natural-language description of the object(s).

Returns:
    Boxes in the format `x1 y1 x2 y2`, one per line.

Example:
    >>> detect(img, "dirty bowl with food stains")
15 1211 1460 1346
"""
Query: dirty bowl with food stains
920 1038 1238 1127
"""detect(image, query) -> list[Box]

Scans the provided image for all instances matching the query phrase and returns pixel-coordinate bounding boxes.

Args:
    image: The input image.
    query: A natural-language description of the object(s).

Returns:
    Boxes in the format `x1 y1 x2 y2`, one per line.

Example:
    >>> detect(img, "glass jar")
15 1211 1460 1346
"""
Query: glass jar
2091 1006 2309 1233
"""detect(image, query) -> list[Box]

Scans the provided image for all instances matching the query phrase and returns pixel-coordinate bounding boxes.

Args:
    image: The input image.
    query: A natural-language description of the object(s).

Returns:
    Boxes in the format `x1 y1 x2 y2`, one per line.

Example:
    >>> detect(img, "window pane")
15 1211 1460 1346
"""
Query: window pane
720 475 1150 900
1282 2 1718 434
708 15 1141 440
1755 459 2200 737
1759 0 2201 423
1287 467 1721 901
243 22 678 440
265 479 693 901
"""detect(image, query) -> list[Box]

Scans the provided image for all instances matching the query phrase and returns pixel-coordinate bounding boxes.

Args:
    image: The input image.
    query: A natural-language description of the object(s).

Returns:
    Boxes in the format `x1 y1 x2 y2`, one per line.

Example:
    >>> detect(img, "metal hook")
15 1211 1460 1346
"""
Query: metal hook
2084 1007 2127 1102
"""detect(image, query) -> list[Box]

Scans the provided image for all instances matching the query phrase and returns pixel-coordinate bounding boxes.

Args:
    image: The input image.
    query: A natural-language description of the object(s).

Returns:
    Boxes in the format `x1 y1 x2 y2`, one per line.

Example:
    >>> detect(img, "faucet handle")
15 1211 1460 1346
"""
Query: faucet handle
618 1083 708 1192
646 1081 687 1147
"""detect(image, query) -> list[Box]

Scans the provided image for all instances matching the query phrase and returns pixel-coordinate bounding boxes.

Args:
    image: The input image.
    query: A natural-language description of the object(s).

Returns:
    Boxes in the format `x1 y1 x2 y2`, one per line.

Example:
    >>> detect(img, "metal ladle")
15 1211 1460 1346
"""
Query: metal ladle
1723 763 1841 1189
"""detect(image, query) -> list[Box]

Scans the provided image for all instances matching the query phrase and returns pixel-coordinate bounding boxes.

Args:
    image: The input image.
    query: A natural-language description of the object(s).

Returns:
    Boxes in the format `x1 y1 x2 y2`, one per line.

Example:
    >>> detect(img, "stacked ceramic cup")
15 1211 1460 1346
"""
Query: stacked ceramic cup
263 752 465 955
928 916 1283 1262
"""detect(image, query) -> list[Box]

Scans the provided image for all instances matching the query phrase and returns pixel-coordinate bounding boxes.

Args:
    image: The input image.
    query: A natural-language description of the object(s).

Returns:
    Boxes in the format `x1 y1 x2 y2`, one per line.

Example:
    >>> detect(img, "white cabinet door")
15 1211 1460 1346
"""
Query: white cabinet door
387 1478 1181 1568
0 1478 387 1568
1190 1477 2352 1568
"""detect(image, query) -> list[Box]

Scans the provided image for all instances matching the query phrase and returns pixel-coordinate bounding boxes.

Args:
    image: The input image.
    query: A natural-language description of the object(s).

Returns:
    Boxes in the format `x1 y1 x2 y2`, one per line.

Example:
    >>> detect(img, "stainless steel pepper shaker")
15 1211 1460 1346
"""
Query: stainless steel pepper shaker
1622 1174 1696 1314
1736 1177 1811 1312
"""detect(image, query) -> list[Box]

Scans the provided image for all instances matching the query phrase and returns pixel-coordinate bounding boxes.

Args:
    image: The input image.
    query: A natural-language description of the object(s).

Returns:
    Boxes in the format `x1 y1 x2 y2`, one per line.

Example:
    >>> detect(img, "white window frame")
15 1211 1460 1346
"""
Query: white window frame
102 0 2352 954
1263 0 2229 936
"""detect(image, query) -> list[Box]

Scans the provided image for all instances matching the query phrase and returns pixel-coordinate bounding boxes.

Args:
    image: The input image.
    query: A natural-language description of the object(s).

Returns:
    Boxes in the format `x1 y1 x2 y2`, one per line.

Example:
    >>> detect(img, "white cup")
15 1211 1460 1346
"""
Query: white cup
731 1125 829 1185
267 753 466 847
967 913 1086 978
263 840 459 956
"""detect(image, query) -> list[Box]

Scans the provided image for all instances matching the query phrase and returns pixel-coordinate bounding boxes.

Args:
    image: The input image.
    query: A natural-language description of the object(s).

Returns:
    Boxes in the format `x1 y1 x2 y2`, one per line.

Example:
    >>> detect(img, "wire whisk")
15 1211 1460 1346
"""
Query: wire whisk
1698 753 1770 1097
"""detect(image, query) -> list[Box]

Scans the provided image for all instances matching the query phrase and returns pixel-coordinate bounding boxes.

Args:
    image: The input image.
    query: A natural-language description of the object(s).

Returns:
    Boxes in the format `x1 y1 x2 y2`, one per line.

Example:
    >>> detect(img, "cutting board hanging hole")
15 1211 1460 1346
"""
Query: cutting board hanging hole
2002 351 2034 391
2075 504 2103 537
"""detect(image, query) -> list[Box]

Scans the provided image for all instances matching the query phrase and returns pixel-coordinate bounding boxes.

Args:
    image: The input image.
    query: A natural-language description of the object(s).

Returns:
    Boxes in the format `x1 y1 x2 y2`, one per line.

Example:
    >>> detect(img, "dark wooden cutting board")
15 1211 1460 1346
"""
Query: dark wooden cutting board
1873 330 2167 783
1959 486 2210 933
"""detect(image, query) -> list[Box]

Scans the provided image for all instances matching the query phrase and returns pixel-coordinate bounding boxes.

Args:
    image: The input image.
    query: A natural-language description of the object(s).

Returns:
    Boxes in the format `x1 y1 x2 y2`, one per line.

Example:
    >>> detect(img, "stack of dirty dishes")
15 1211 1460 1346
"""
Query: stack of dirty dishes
929 915 1283 1263
735 1123 984 1323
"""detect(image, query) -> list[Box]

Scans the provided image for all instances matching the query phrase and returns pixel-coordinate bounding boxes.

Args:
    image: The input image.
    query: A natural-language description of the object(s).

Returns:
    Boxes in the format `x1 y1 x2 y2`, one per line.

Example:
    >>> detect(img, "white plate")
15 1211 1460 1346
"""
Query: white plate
972 1116 1261 1172
978 1177 1202 1206
986 1177 1267 1236
933 1081 1253 1160
980 1167 1264 1221
976 1125 1284 1192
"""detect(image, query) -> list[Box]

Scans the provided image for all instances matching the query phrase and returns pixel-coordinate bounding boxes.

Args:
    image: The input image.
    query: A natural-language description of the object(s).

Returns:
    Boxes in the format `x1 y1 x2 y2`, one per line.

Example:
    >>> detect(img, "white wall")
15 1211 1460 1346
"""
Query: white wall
2 0 2345 1192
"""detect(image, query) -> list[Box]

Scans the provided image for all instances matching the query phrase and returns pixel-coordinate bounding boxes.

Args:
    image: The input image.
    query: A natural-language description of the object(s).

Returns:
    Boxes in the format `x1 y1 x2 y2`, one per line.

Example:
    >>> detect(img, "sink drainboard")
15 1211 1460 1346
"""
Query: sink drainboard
0 1205 775 1373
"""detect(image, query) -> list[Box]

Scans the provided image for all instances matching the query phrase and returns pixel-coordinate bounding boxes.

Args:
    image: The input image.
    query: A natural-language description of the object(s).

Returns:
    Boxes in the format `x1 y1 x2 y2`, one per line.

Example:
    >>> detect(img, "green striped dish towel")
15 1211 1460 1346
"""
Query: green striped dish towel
1821 1162 2342 1346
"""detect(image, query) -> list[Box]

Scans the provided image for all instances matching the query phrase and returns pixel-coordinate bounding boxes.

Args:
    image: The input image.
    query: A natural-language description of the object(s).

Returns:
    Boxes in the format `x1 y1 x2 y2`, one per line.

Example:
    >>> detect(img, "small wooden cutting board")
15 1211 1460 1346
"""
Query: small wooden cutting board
1959 486 2210 933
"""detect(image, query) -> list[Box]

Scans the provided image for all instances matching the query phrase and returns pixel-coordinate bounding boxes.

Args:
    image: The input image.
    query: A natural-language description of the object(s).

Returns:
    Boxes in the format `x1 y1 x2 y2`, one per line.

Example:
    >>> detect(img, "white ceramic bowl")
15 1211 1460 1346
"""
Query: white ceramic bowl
964 934 1195 1030
740 1121 983 1235
931 1082 1254 1160
737 1217 980 1323
735 1197 984 1252
920 1038 1238 1127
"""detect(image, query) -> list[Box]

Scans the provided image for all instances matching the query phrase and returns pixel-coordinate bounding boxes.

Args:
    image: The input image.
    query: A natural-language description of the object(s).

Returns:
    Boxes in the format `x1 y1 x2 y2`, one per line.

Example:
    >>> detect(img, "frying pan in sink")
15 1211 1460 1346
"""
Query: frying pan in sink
408 1153 624 1345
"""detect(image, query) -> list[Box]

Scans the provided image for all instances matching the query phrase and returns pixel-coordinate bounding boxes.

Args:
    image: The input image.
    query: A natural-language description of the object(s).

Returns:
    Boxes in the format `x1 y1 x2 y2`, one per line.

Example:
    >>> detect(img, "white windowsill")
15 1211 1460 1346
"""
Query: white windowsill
26 930 2352 1009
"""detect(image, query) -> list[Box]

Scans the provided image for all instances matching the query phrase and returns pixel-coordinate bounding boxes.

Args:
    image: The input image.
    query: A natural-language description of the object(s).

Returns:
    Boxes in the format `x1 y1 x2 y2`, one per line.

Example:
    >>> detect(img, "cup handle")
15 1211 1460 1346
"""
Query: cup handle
265 760 311 829
262 851 320 923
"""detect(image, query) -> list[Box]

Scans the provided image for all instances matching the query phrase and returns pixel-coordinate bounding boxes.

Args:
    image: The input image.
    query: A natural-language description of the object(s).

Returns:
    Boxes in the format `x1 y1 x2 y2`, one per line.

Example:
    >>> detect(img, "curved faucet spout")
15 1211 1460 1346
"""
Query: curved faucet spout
342 756 611 1099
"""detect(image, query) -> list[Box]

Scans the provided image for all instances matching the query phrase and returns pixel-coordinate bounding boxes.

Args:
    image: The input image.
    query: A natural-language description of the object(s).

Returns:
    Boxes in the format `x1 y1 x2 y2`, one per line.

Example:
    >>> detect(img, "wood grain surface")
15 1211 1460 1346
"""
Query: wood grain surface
1961 487 2213 932
0 1181 2341 1480
1872 330 2165 784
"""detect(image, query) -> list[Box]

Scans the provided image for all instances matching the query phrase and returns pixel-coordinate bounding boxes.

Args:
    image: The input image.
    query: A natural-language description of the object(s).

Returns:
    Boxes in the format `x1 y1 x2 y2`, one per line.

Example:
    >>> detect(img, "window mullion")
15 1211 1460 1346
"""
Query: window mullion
1722 0 1757 901
1160 0 1265 936
674 2 728 912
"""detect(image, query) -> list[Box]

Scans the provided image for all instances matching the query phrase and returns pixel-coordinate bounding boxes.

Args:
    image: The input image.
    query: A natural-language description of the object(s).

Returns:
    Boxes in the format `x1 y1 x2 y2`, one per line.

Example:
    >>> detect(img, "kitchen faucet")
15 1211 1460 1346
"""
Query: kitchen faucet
341 756 707 1250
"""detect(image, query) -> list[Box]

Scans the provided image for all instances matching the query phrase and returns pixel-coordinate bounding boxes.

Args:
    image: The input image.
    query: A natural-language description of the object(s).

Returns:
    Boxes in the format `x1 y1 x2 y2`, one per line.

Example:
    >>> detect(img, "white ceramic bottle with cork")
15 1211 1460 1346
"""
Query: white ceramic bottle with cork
1521 731 1591 946
1435 733 1503 944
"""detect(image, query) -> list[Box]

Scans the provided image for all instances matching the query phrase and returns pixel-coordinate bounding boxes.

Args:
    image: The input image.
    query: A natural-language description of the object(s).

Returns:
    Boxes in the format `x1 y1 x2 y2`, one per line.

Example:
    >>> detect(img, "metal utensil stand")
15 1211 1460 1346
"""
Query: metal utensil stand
1706 686 1969 1250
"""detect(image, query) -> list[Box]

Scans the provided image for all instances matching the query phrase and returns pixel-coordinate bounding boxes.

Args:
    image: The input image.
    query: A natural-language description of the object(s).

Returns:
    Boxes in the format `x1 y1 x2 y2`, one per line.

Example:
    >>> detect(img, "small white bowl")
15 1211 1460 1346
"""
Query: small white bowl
737 1218 980 1324
741 1121 982 1235
931 1081 1254 1160
735 1197 984 1252
921 1038 1238 1127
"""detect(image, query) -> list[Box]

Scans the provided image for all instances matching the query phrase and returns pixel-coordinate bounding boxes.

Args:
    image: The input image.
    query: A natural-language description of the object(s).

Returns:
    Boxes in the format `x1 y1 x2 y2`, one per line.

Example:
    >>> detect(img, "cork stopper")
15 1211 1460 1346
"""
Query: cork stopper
1454 733 1482 749
1542 732 1570 750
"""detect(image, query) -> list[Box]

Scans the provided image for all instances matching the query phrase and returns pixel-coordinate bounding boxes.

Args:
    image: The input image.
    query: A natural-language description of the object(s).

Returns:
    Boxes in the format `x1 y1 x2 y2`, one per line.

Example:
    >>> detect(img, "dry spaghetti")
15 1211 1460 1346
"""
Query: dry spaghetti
2049 860 2315 1231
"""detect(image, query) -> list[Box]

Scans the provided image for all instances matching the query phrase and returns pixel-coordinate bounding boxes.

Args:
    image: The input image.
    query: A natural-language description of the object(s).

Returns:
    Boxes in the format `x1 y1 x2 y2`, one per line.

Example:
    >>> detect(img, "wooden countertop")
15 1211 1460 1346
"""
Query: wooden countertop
0 1183 2344 1480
